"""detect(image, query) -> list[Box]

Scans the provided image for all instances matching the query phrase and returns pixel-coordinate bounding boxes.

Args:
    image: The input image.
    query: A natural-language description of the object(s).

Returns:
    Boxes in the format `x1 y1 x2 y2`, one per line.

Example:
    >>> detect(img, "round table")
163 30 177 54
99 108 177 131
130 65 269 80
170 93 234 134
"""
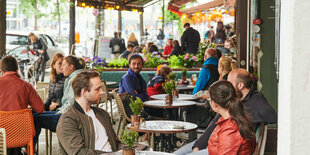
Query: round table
127 120 198 152
176 84 195 91
144 100 197 109
150 94 198 101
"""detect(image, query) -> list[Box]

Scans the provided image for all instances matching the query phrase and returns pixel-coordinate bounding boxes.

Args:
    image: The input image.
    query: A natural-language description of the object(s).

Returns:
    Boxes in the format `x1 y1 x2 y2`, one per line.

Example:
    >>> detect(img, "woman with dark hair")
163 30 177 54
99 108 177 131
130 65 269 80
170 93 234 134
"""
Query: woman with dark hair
215 21 227 43
44 53 67 111
207 80 255 154
169 40 183 57
57 55 86 114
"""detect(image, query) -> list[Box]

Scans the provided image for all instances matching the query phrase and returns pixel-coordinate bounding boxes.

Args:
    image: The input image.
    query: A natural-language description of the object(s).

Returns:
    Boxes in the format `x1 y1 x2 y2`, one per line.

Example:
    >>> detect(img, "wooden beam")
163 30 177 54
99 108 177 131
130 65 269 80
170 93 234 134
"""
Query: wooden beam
69 0 76 55
0 0 6 56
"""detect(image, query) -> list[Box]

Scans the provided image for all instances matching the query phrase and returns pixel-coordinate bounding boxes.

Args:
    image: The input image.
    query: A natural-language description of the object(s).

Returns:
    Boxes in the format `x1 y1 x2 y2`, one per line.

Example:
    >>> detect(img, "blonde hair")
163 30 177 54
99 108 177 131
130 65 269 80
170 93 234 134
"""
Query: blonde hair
128 33 137 42
28 32 38 42
219 56 236 72
50 53 64 82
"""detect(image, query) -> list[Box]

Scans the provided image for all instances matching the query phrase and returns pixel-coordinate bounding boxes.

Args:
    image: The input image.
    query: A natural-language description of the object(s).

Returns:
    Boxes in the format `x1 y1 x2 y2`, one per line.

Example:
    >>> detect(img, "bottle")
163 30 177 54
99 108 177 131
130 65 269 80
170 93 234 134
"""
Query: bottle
192 74 197 86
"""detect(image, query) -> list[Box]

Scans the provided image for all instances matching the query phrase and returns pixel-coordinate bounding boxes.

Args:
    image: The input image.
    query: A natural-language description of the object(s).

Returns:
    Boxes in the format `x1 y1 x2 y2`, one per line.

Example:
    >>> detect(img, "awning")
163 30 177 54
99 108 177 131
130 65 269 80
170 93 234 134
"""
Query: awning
180 0 224 15
168 0 192 15
76 0 154 12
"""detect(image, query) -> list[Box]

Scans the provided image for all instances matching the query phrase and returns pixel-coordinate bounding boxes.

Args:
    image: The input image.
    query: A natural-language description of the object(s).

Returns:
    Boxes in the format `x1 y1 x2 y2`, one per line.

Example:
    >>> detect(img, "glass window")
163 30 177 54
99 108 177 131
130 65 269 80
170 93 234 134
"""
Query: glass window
6 35 28 46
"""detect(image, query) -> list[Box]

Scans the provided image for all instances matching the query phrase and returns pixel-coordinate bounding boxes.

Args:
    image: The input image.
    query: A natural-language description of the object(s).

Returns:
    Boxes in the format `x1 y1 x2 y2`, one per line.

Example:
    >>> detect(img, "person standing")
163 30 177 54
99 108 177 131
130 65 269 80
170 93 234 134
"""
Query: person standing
215 21 227 43
128 32 139 47
118 32 126 53
28 32 50 82
181 23 201 55
109 32 121 59
157 29 165 48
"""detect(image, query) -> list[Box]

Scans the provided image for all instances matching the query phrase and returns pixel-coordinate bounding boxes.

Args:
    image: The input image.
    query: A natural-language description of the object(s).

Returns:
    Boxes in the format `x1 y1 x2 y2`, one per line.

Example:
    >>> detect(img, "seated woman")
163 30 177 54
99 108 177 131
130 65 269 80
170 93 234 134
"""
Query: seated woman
169 40 183 57
208 80 255 154
147 65 172 97
44 53 67 111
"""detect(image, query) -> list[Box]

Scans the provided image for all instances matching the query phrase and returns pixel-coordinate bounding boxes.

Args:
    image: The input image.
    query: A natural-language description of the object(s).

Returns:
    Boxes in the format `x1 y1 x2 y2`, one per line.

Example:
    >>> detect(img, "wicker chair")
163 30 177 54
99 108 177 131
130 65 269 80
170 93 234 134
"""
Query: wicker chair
112 89 131 136
0 109 35 155
0 128 6 155
99 80 114 122
254 122 268 155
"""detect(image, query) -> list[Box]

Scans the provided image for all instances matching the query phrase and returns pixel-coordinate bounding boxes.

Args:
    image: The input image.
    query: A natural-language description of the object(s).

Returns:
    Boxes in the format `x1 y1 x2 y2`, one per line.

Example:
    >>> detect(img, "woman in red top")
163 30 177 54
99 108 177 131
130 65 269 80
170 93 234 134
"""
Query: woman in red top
163 38 174 58
208 81 255 155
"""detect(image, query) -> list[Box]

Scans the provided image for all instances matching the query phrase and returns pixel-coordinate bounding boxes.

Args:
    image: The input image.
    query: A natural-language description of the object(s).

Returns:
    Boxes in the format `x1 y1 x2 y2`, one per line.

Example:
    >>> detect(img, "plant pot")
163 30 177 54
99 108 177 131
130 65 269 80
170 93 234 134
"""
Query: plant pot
173 89 179 98
165 94 173 105
123 148 135 155
131 115 140 128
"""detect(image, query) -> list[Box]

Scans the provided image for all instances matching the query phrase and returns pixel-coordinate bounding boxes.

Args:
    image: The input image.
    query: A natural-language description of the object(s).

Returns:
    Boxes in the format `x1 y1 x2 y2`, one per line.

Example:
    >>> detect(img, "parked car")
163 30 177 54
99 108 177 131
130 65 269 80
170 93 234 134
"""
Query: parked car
6 32 64 67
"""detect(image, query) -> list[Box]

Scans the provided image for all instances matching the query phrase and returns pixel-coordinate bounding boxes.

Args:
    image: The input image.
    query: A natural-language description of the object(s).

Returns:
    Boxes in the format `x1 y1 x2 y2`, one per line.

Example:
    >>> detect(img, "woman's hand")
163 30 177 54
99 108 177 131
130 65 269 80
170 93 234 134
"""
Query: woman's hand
192 147 200 152
49 102 59 111
199 94 210 100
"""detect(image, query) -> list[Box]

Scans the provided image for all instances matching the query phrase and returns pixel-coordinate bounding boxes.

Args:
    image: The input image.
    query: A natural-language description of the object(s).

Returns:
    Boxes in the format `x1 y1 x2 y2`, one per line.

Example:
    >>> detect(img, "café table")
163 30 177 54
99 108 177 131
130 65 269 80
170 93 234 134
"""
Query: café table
176 85 195 94
144 100 197 120
150 94 198 101
127 120 198 152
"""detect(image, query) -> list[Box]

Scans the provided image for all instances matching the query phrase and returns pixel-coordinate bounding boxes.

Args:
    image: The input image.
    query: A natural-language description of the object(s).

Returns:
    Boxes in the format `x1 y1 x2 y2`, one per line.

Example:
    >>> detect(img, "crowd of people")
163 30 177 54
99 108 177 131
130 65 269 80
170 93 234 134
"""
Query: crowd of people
0 23 276 155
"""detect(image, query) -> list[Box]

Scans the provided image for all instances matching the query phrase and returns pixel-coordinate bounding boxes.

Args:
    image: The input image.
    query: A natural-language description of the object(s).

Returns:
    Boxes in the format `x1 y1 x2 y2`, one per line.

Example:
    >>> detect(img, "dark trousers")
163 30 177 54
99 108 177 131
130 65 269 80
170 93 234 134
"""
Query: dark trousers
35 58 47 82
33 111 61 145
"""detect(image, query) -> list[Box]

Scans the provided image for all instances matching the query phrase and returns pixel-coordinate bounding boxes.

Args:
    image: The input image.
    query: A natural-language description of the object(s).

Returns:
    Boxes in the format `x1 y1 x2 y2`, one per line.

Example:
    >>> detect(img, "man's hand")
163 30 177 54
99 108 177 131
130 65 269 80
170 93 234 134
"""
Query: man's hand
49 102 59 111
38 49 44 54
193 147 200 152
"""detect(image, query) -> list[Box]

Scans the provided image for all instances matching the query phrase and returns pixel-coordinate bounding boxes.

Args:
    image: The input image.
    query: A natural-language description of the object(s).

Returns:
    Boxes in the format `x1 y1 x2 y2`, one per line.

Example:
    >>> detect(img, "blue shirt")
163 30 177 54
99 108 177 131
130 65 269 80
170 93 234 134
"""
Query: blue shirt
119 68 149 101
192 57 218 95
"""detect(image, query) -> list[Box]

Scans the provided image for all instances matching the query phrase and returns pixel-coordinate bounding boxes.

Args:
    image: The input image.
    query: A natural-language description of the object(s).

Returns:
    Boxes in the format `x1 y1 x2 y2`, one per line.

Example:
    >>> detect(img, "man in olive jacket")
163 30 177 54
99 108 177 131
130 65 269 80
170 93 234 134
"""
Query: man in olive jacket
56 71 119 154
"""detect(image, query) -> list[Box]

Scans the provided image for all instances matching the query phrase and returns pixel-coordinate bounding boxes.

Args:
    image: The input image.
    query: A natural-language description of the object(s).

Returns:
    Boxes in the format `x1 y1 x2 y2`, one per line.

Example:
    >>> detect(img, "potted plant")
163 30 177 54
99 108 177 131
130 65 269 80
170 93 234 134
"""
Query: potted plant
121 129 138 155
129 97 144 128
163 80 176 105
181 68 187 83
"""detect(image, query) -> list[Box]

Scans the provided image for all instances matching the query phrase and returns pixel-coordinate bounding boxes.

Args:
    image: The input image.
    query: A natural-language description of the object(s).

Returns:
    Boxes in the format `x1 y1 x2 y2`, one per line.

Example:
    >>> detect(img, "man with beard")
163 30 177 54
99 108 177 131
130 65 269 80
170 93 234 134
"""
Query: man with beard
174 68 277 155
119 54 149 101
56 71 119 154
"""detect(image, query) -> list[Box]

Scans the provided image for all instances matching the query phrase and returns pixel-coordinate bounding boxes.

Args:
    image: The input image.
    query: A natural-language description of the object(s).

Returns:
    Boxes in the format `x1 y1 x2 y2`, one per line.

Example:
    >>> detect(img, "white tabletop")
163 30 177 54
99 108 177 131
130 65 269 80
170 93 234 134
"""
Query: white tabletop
176 85 195 90
127 120 198 133
150 94 198 101
144 100 197 108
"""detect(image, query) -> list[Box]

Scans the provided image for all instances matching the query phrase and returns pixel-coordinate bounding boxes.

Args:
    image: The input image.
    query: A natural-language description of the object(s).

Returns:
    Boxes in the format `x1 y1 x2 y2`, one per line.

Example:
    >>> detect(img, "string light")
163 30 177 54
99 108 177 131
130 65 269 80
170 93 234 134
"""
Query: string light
116 5 120 9
82 2 85 7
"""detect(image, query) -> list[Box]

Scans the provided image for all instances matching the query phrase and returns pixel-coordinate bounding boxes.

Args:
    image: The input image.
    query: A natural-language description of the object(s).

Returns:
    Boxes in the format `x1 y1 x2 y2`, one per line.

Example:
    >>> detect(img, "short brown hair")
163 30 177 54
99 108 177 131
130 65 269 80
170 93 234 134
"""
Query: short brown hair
0 56 18 73
64 55 85 70
72 71 100 97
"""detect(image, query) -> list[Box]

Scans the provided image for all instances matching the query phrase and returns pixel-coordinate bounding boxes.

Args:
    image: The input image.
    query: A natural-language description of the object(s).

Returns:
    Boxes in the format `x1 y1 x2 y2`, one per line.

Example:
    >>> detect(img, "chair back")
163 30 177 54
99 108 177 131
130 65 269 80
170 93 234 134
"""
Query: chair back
0 128 6 155
0 109 35 154
112 89 131 122
253 122 268 155
36 88 47 102
100 80 109 103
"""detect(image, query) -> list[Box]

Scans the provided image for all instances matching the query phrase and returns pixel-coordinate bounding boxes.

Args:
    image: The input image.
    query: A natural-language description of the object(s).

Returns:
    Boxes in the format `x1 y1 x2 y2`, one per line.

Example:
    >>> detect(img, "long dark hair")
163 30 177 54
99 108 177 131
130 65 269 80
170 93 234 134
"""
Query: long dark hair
64 55 85 70
209 80 255 140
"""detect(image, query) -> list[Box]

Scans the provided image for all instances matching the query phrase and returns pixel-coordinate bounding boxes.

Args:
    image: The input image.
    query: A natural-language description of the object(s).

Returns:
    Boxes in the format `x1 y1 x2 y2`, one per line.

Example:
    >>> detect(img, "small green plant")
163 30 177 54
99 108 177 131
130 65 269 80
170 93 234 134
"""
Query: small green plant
129 97 144 116
163 81 176 95
143 53 164 68
120 129 139 149
168 72 177 81
181 68 187 77
107 58 129 68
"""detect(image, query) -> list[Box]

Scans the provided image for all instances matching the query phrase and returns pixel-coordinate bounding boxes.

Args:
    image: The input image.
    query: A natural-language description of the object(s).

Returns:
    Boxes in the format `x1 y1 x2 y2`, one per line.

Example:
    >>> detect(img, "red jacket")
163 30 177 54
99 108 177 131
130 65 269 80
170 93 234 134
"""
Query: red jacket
163 45 173 55
0 72 44 113
208 116 255 155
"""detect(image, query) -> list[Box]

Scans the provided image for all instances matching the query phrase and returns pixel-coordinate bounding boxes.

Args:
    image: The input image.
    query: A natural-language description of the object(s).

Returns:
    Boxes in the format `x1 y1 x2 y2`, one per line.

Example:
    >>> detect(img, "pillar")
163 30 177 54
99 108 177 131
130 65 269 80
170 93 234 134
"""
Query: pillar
140 12 144 38
278 0 310 154
118 10 122 32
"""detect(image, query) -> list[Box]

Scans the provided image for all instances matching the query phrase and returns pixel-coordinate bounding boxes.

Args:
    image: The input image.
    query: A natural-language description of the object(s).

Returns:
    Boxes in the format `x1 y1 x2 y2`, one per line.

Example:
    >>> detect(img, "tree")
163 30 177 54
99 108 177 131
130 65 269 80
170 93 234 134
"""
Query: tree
19 0 49 30
0 0 6 56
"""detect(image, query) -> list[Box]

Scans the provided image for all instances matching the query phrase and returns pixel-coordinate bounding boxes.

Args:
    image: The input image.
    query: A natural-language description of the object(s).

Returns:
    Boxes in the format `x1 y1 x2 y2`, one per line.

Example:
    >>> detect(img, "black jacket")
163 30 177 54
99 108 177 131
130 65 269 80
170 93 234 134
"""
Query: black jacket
193 89 277 150
181 27 201 55
169 45 183 57
44 74 67 111
33 37 49 61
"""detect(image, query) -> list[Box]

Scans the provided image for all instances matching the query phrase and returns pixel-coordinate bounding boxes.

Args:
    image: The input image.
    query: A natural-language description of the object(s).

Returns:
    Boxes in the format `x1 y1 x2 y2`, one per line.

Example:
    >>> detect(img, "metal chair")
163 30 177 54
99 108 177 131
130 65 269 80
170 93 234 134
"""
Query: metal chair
0 128 6 155
99 80 114 122
254 122 268 155
0 109 35 155
112 89 131 136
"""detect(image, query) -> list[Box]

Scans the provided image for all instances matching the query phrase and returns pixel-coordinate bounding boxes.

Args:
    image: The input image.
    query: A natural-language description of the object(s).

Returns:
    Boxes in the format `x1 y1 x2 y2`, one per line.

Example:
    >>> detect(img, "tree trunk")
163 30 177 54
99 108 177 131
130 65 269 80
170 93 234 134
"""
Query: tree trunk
34 0 38 30
69 0 75 55
0 0 6 56
57 0 61 37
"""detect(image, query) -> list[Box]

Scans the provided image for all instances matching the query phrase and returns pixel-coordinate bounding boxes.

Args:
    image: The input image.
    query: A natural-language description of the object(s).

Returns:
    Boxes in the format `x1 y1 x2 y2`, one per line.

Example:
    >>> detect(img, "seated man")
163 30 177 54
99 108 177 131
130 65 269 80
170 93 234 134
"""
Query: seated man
175 68 277 155
192 48 219 95
56 71 119 154
0 56 44 154
120 43 135 59
119 54 148 101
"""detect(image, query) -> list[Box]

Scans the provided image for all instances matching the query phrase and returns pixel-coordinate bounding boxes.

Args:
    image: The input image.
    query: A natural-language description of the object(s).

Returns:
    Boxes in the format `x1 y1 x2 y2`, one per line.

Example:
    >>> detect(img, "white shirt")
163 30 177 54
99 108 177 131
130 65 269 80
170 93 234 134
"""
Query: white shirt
86 109 112 152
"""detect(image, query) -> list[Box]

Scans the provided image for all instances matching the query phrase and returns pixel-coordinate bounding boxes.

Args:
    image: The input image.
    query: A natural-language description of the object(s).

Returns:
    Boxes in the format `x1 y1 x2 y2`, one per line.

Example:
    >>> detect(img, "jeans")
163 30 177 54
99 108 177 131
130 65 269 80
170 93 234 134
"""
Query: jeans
174 140 209 155
33 111 61 144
